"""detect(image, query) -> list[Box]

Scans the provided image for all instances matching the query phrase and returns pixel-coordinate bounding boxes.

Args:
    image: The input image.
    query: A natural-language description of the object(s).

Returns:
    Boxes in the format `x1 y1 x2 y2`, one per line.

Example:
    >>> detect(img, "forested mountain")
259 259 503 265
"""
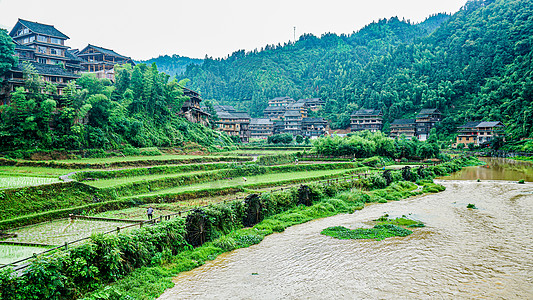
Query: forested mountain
179 0 533 140
138 54 203 77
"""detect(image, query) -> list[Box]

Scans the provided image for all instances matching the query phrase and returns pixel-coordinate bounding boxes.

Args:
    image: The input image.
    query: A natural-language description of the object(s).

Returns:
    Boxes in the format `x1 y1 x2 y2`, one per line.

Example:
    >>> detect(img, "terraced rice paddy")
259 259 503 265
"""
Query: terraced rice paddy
0 151 366 265
125 168 354 199
0 176 61 188
45 154 212 164
84 170 220 188
3 219 137 246
93 206 179 220
0 166 77 177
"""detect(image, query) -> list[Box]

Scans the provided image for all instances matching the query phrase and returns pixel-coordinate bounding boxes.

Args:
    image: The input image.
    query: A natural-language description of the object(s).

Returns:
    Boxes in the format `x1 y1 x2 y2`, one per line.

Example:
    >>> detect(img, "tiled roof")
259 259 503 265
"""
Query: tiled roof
12 61 79 78
352 109 382 116
476 121 503 128
14 19 69 39
269 96 293 101
288 102 305 108
250 118 273 125
391 119 415 125
283 110 301 117
80 44 131 60
302 117 326 123
458 121 481 128
263 106 286 112
13 41 34 51
417 108 441 117
218 110 250 120
214 105 236 113
66 50 83 62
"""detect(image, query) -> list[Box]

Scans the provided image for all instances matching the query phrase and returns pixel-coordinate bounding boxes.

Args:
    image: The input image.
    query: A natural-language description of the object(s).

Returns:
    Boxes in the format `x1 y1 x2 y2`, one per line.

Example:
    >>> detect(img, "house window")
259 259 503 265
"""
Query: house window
37 35 47 42
38 57 47 64
38 46 47 53
50 48 60 55
51 37 61 44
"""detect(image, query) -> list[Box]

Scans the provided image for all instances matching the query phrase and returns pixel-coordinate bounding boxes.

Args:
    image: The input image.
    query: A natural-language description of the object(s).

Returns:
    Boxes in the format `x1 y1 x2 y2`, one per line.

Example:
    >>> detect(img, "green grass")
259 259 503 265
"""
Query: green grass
125 169 354 198
374 215 426 227
16 154 212 164
0 166 79 177
84 170 220 188
0 176 61 188
321 224 413 241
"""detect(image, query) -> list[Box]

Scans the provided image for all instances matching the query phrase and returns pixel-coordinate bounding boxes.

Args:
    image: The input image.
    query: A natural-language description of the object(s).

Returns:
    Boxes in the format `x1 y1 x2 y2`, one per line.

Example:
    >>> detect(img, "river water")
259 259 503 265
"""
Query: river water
159 159 533 299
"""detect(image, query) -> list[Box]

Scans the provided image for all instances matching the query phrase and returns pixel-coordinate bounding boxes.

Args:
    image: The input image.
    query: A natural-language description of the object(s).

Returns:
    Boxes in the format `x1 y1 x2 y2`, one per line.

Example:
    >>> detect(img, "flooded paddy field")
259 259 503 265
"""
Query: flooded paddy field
0 175 61 188
0 244 52 266
2 218 137 246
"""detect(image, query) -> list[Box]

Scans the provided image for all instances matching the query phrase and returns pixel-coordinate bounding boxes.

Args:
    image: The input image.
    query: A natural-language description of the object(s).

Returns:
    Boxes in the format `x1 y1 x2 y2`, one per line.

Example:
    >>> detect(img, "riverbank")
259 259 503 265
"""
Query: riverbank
80 180 432 300
158 180 533 299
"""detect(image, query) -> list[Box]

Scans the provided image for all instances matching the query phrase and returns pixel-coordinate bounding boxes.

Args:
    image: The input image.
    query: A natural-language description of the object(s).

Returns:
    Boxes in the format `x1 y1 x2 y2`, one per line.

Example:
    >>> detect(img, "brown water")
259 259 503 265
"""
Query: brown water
441 157 533 182
159 161 533 299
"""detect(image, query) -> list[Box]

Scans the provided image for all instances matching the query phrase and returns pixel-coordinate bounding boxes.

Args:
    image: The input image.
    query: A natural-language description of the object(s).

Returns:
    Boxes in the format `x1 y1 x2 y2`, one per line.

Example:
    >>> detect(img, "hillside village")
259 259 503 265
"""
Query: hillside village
1 18 505 148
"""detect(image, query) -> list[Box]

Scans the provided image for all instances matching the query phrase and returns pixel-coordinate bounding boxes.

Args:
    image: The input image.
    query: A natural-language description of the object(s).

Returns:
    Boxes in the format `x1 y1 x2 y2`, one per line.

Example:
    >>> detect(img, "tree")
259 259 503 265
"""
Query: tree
22 62 43 93
295 135 304 144
268 133 293 144
0 29 15 77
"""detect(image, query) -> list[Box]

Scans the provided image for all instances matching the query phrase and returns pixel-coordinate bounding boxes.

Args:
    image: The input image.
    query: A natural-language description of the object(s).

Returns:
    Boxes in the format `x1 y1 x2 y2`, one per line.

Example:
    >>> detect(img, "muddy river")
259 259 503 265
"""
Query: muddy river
159 159 533 299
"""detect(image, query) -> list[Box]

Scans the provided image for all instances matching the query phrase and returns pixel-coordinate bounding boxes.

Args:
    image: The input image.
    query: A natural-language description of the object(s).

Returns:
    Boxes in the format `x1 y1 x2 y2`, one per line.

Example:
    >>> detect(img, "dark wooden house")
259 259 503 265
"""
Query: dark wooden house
2 19 80 103
77 44 134 80
249 118 274 140
179 87 210 126
350 109 383 132
215 105 251 143
415 108 441 141
389 119 416 139
301 117 327 138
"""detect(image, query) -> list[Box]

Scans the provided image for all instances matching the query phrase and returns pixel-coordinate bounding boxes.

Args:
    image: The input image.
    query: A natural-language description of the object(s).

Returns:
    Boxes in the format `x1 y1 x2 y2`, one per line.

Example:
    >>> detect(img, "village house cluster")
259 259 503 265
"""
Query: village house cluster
351 108 442 141
350 107 504 147
0 19 506 146
206 97 328 143
0 19 134 104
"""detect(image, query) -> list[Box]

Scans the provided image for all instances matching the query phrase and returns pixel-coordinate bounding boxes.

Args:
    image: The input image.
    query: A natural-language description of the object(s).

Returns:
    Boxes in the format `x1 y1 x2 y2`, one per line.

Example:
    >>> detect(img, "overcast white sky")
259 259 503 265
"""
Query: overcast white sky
0 0 467 60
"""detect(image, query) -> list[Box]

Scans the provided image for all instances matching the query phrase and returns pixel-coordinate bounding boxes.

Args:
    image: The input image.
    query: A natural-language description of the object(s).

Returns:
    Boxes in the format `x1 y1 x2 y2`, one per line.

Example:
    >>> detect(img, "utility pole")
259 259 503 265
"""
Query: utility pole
293 26 296 42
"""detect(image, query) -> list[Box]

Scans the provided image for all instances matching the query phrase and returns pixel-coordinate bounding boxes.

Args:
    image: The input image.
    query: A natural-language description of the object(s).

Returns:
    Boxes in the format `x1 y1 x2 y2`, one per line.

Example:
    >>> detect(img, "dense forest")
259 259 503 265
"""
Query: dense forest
0 44 232 151
176 0 533 140
138 54 203 77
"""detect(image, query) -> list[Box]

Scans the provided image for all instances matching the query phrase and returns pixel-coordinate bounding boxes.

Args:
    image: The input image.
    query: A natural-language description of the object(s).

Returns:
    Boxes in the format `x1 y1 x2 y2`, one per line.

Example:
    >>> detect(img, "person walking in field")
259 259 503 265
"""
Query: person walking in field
147 207 154 220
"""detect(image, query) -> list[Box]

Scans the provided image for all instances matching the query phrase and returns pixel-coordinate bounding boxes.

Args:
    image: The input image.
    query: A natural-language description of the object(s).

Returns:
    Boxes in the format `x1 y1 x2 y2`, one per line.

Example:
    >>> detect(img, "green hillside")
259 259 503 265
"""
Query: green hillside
178 0 533 140
137 54 203 77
